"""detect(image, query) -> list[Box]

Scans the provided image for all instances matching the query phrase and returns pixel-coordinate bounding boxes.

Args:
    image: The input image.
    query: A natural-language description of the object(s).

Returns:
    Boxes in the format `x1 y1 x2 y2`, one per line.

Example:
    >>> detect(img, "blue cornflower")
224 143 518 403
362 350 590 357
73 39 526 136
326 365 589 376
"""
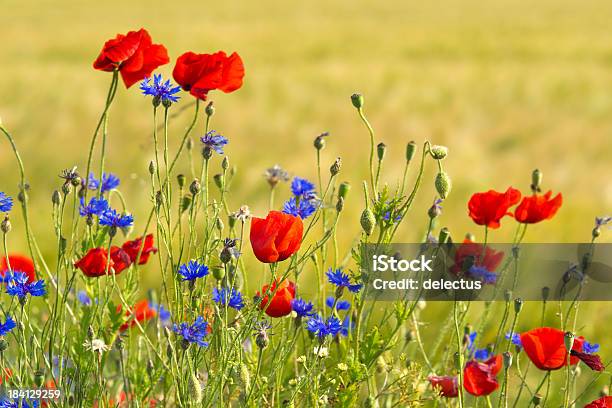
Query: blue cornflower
595 216 612 229
469 266 498 284
282 196 319 219
6 272 46 300
0 192 13 213
173 316 210 348
0 315 16 336
583 340 600 354
85 172 120 193
291 177 315 197
506 332 522 349
178 260 209 281
200 130 228 155
0 398 39 408
212 287 245 310
140 74 181 105
382 211 402 223
466 331 478 353
99 208 134 228
474 348 491 361
326 268 362 293
79 197 109 218
326 296 350 311
306 314 343 339
291 298 315 317
77 290 92 306
340 316 355 337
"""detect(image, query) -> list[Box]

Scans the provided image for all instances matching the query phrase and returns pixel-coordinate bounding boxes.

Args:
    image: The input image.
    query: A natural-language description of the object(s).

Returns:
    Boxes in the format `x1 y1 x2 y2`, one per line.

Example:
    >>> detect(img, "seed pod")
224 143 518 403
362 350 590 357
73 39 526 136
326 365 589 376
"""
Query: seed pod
188 371 203 403
435 171 452 199
177 174 186 188
330 157 342 176
360 208 376 236
351 93 364 109
430 145 448 160
338 182 350 199
406 141 417 162
376 143 386 161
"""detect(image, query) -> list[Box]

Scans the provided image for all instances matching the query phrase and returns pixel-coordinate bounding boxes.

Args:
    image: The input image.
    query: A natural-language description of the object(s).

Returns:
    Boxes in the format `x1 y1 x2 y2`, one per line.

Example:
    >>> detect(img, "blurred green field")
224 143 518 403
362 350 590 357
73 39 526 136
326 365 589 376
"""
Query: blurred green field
1 0 611 404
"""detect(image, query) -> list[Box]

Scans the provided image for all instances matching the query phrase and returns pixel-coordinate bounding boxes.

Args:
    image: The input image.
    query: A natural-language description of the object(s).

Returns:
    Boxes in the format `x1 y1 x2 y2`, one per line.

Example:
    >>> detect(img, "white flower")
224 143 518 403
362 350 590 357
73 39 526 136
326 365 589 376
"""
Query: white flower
84 338 110 354
232 205 251 222
314 346 329 358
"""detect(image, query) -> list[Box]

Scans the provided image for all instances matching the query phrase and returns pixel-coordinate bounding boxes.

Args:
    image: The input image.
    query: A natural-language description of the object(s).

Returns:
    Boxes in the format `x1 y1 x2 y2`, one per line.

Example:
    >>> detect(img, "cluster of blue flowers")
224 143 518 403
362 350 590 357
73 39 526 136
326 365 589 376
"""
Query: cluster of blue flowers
291 298 314 317
173 316 210 348
466 331 492 360
0 398 39 408
0 192 13 213
282 177 320 219
5 272 46 300
326 268 362 293
79 196 133 229
178 260 209 281
468 265 498 284
201 130 229 155
0 315 16 336
212 287 245 310
306 314 343 339
140 74 181 106
150 302 172 326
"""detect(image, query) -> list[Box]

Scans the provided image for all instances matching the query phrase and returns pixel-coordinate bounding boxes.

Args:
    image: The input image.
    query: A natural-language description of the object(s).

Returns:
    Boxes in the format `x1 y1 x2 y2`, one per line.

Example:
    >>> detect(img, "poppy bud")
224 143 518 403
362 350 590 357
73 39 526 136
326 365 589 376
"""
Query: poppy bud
406 141 417 162
330 157 342 176
514 298 523 314
17 190 26 203
541 286 550 301
222 156 229 171
351 93 364 109
52 190 61 206
186 137 194 151
205 101 215 117
376 143 386 161
202 146 213 160
87 326 94 340
503 351 513 369
360 208 376 236
336 197 344 213
177 174 186 188
189 180 201 196
435 172 452 199
430 145 448 160
62 183 72 196
0 338 7 352
453 352 463 370
216 217 224 232
1 217 11 234
438 227 450 244
188 371 203 403
34 370 45 387
564 332 575 352
314 132 328 150
213 174 224 191
531 169 542 193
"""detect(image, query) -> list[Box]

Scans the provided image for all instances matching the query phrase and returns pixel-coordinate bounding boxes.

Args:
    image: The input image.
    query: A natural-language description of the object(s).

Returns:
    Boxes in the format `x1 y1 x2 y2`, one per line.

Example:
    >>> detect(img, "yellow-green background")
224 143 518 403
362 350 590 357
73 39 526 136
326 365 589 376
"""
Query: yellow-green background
0 0 611 403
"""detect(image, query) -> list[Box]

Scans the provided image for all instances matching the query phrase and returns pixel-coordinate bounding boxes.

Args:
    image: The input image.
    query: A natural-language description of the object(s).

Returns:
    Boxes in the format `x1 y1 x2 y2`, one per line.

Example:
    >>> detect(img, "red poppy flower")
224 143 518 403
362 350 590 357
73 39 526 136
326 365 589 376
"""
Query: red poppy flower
0 368 11 385
118 300 156 331
514 191 562 224
258 279 296 317
468 187 521 229
0 254 36 283
520 327 584 370
250 211 303 263
173 51 244 100
585 396 612 408
75 248 113 278
110 246 132 274
428 375 458 397
463 355 502 396
93 28 169 88
122 234 157 265
450 239 504 276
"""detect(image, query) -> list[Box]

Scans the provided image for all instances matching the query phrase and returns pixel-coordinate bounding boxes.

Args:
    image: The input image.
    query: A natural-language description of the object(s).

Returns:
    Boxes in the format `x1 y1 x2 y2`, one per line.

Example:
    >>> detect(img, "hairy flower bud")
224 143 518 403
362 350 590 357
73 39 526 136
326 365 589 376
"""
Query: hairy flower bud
1 217 11 234
453 352 463 370
430 145 448 160
360 208 376 236
188 371 203 403
435 171 452 199
351 93 364 109
314 132 328 150
531 169 542 193
330 157 342 176
376 143 386 161
256 332 269 349
189 179 201 196
406 141 417 162
177 174 186 188
216 217 224 232
564 332 575 353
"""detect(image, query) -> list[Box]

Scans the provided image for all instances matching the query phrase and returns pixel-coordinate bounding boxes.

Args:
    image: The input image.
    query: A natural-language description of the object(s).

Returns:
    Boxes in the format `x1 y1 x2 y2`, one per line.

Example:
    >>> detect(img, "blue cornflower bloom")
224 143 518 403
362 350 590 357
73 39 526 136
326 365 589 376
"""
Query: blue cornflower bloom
466 331 478 353
0 315 16 336
79 197 109 218
595 216 612 228
99 208 134 228
326 296 350 311
583 340 600 354
340 316 355 337
469 266 498 284
77 290 92 306
282 196 319 219
291 298 315 317
173 316 210 347
306 314 343 339
200 130 228 155
140 74 181 105
326 268 362 293
0 192 13 213
474 348 491 361
6 272 46 300
212 287 245 310
0 398 40 408
291 177 315 197
382 211 402 223
506 332 522 349
85 172 120 193
177 260 209 281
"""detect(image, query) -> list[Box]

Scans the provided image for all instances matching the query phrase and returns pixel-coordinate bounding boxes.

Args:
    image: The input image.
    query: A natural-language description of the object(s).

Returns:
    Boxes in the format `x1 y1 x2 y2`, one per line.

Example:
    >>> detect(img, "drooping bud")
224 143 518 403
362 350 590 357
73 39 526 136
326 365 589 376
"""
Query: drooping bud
338 182 350 199
330 157 342 176
351 93 364 109
205 101 215 117
314 132 328 150
406 141 417 162
177 174 186 188
376 143 386 161
531 169 542 193
430 145 448 160
435 172 452 199
189 179 201 196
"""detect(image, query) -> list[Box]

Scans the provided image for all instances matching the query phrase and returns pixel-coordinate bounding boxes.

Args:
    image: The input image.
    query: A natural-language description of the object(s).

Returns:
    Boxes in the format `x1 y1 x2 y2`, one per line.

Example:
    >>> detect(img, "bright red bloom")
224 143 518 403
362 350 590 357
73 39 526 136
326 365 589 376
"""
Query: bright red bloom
118 300 156 331
110 246 132 274
520 327 584 370
74 248 113 278
93 28 169 88
468 187 521 229
258 279 296 317
0 368 11 385
514 191 562 224
122 234 157 265
585 396 612 408
428 375 458 397
463 355 502 396
450 239 504 276
1 254 36 282
173 51 244 100
250 211 303 263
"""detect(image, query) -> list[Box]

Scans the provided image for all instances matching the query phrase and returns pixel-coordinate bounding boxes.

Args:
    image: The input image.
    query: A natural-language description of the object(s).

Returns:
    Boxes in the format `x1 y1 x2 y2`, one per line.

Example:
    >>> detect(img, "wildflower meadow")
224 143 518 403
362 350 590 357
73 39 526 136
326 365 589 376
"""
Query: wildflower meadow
0 23 610 408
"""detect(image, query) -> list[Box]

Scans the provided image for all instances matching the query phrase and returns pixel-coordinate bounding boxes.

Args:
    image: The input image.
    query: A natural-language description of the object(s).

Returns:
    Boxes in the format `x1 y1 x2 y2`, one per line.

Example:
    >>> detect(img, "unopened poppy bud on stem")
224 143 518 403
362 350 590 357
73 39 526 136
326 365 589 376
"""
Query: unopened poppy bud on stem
52 190 61 206
531 169 542 193
314 132 328 150
503 351 513 368
532 394 542 406
376 143 386 161
360 182 376 236
514 298 523 314
351 93 364 109
338 182 350 199
435 171 452 199
177 174 186 188
222 156 229 171
205 101 215 117
541 286 550 302
213 174 224 190
564 331 575 352
430 145 448 160
336 197 344 213
1 217 11 234
406 141 417 162
453 352 463 370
